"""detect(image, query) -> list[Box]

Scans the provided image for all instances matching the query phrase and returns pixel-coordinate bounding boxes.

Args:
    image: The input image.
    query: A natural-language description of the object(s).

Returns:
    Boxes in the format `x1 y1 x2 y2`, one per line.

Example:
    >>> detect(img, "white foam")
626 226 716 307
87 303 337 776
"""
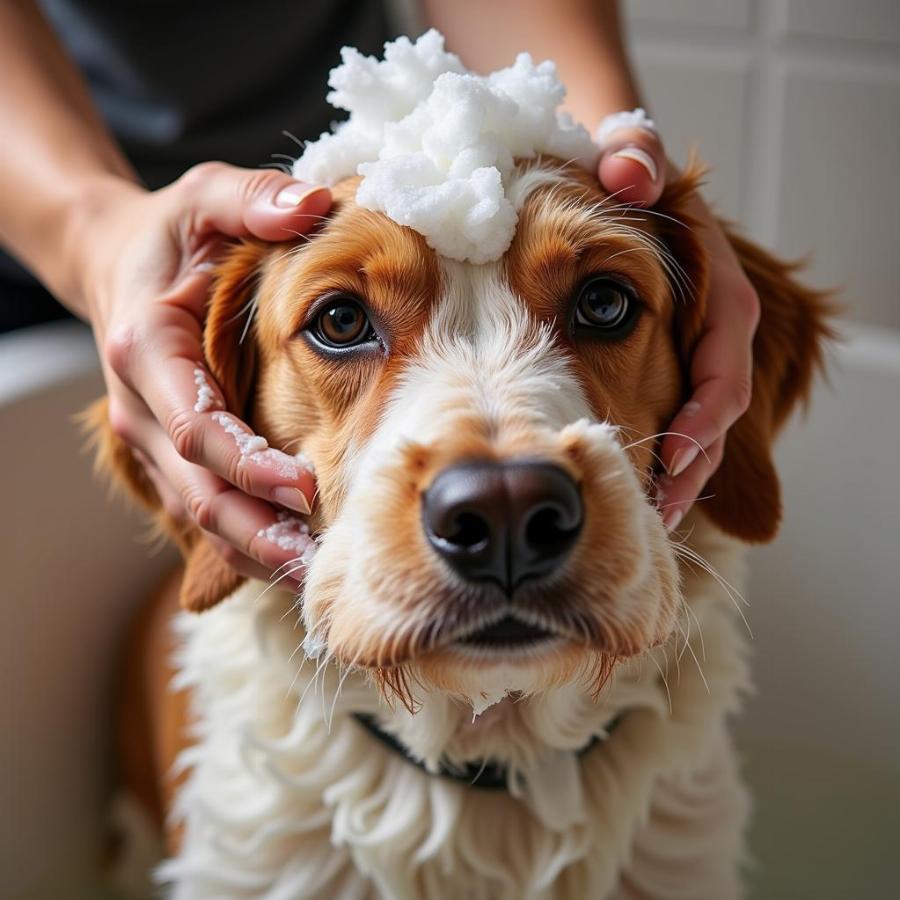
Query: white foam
293 29 598 264
212 412 269 455
212 412 314 480
257 511 318 562
301 631 327 661
192 367 219 414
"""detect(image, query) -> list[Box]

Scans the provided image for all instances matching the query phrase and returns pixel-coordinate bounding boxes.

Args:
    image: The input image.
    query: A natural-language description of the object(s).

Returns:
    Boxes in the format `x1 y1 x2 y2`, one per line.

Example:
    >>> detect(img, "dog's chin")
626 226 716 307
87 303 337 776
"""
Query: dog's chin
306 583 678 719
407 634 610 715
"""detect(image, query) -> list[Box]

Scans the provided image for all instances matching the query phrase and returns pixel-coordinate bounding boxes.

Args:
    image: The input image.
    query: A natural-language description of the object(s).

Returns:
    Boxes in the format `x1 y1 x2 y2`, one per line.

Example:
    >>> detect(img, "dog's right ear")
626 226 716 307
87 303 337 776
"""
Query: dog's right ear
85 239 273 613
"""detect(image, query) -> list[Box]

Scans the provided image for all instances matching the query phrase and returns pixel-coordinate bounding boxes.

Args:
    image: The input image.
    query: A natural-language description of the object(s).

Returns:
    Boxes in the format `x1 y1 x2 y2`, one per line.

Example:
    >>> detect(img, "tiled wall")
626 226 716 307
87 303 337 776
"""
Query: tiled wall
625 0 900 329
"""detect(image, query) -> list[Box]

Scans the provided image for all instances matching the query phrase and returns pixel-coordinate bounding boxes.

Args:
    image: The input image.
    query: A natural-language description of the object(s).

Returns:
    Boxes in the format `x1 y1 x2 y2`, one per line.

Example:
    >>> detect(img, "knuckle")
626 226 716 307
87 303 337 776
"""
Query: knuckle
169 409 202 463
733 373 754 415
225 454 255 495
185 489 217 534
161 496 188 525
246 534 268 565
106 398 135 445
236 169 281 206
218 543 244 570
104 325 139 380
178 160 227 197
735 279 761 329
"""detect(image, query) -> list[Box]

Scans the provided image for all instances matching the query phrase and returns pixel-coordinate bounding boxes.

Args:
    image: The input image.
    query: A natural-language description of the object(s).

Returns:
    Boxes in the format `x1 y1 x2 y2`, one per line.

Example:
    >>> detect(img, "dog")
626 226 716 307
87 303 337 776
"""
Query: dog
91 157 831 899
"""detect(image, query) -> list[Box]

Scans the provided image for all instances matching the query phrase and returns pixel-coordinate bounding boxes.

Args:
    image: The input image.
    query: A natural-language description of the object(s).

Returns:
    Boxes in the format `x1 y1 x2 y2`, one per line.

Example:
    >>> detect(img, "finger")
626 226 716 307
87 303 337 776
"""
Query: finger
596 109 665 207
657 435 725 532
659 318 755 479
106 309 316 513
131 446 188 524
204 534 303 591
145 422 317 576
174 161 332 242
108 382 310 584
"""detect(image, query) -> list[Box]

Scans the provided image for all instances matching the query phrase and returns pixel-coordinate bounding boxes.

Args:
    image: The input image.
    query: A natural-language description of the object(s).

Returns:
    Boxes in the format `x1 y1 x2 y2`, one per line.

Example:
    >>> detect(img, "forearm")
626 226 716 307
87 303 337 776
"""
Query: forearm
0 1 138 314
421 0 642 131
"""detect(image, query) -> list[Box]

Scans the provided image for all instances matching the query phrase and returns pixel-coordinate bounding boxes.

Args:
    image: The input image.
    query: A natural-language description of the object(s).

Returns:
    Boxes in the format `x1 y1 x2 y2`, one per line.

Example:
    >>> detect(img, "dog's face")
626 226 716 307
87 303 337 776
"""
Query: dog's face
246 164 691 705
105 158 827 713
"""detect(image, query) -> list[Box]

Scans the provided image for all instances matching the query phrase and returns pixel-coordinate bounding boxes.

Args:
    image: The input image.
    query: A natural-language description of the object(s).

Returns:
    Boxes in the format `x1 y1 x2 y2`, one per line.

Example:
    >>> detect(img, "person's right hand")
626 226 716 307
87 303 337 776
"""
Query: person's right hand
62 164 331 588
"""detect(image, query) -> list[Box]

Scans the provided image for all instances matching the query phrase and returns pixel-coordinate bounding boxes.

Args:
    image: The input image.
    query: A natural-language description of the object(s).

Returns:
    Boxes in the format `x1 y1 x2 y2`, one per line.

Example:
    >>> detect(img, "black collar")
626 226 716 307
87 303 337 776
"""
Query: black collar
352 711 622 791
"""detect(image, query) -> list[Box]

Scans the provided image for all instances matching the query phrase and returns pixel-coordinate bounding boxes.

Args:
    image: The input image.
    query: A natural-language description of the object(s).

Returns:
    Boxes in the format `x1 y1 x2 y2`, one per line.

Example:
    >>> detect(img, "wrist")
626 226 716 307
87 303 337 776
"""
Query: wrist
45 173 145 319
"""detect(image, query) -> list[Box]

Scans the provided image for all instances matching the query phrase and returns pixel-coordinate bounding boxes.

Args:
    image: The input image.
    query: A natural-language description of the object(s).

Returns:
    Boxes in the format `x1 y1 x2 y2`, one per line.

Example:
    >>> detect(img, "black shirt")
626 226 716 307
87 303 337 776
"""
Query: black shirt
1 0 394 331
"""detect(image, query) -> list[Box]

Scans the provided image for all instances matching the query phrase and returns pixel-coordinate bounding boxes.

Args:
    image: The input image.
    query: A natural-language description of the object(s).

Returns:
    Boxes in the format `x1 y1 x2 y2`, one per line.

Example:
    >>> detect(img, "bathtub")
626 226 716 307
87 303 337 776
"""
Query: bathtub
0 320 897 899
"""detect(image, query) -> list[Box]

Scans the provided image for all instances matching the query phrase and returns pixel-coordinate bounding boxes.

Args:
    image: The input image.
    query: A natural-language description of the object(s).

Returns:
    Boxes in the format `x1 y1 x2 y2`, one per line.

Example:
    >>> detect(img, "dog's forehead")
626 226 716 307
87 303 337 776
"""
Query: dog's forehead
262 161 673 343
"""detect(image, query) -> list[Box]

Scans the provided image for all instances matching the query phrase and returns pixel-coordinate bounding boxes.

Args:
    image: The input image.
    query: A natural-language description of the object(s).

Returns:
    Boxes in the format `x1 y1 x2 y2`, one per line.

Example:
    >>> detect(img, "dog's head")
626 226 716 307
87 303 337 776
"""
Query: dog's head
95 158 830 712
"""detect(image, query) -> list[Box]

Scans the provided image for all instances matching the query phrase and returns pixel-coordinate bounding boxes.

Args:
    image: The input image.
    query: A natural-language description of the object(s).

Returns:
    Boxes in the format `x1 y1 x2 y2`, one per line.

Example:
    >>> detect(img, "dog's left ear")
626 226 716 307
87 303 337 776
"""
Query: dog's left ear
658 169 834 543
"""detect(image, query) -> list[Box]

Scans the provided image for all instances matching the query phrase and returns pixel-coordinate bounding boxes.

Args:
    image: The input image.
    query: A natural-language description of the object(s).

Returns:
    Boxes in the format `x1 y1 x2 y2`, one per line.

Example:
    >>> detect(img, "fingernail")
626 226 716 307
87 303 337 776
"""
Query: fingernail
682 400 702 418
611 147 658 182
664 509 684 532
274 183 328 209
272 486 311 515
596 108 657 146
669 446 699 479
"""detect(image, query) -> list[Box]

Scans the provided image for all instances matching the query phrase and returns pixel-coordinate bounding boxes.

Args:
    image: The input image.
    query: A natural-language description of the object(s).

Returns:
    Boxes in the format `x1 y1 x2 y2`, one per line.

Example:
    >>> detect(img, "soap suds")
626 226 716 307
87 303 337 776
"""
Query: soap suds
301 631 327 661
192 367 220 414
293 29 598 264
595 107 656 146
293 450 316 476
212 412 269 455
257 511 318 563
212 412 314 480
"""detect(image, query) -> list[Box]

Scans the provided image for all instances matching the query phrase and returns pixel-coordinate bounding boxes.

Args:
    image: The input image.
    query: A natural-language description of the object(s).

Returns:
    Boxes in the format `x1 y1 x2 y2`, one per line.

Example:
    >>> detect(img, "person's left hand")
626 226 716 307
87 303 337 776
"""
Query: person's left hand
595 112 761 532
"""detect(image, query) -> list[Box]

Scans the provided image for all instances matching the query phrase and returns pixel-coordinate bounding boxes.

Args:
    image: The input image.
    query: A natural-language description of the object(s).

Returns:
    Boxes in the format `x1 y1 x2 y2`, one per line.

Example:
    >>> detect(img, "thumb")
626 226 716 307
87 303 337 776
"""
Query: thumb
172 161 332 242
595 109 666 207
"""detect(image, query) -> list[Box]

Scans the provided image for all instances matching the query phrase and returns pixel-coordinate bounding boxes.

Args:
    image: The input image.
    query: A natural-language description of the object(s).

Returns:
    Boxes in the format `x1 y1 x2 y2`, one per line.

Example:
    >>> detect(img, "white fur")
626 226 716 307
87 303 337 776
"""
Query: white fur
155 517 749 899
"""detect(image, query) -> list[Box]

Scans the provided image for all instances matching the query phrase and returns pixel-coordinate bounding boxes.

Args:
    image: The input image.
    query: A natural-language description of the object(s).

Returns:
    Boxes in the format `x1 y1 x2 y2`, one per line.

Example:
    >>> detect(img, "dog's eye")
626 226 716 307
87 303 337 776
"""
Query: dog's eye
572 277 640 339
310 295 375 349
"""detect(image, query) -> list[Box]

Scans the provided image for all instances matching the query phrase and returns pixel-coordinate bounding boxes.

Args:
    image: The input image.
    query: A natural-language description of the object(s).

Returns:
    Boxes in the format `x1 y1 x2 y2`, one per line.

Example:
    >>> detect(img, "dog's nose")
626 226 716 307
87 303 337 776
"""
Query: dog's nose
422 461 583 591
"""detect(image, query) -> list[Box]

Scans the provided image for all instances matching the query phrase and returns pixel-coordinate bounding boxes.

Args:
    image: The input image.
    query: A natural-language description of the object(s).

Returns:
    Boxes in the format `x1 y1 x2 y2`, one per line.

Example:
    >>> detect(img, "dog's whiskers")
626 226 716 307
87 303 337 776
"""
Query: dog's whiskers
621 431 708 460
681 599 707 662
673 543 752 642
648 650 673 715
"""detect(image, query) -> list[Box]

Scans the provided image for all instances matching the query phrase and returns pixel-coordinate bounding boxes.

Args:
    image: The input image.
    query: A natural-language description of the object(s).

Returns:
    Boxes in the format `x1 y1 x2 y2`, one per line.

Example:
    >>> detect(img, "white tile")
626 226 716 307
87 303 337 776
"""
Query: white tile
626 0 752 31
783 0 900 46
775 64 900 328
633 53 749 219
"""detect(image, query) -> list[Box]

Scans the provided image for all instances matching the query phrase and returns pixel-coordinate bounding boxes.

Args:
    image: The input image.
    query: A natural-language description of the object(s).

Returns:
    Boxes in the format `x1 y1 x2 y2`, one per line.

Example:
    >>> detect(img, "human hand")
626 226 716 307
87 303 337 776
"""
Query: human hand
62 164 331 586
595 110 761 531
